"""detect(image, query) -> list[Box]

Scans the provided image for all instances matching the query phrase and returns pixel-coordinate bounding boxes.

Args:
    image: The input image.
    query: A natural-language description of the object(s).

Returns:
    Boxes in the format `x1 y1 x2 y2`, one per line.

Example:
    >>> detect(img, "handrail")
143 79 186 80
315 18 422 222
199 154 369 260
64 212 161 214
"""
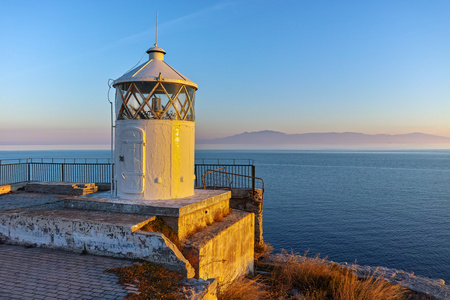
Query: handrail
0 159 259 191
195 158 254 165
0 160 113 185
0 158 113 165
201 167 232 190
201 168 265 194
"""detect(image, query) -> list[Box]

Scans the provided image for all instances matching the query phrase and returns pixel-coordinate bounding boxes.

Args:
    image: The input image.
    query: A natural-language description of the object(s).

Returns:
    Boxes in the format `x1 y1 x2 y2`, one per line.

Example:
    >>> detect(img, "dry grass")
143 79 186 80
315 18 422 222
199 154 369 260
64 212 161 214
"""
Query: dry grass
254 242 273 260
265 252 406 299
219 251 407 300
105 251 410 300
105 261 183 300
218 276 270 300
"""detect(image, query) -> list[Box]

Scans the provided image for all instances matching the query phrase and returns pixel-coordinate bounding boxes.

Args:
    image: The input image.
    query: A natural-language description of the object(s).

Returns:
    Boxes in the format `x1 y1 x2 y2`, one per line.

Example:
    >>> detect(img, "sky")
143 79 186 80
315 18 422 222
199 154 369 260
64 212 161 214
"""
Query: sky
1 0 450 149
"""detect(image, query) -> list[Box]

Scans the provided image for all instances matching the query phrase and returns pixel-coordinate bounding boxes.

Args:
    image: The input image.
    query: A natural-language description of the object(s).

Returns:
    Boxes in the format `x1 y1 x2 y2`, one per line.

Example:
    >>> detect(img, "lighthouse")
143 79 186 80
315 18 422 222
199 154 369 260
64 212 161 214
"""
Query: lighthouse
113 43 197 200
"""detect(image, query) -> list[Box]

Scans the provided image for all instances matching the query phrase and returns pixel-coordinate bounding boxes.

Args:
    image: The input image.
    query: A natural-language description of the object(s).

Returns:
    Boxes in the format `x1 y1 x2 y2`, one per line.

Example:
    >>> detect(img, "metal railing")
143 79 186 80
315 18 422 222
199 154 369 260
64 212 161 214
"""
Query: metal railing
194 161 256 191
0 159 113 185
0 158 258 191
195 158 255 165
0 162 29 185
200 167 264 193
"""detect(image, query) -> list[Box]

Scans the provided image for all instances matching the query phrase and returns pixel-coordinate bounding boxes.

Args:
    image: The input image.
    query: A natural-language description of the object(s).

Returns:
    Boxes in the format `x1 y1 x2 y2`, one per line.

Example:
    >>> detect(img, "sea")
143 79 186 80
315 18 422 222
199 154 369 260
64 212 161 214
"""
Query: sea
1 149 449 282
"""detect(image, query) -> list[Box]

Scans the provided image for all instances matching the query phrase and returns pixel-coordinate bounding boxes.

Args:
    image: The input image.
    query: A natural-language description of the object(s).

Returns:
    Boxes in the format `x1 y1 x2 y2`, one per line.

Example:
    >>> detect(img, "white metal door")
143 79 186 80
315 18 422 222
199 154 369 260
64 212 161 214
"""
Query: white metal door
119 128 145 194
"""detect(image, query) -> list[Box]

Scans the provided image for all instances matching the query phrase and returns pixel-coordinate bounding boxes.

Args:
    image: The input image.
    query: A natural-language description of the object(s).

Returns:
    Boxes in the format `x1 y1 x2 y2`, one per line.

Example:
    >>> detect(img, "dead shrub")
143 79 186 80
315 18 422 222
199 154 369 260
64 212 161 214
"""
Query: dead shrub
266 251 406 300
254 242 273 260
218 276 270 300
105 261 183 300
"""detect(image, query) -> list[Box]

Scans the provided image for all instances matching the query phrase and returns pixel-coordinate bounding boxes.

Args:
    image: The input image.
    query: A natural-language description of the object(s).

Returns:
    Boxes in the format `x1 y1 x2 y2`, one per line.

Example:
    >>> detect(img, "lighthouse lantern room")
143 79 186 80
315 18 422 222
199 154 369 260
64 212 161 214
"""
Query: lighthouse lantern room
113 44 197 200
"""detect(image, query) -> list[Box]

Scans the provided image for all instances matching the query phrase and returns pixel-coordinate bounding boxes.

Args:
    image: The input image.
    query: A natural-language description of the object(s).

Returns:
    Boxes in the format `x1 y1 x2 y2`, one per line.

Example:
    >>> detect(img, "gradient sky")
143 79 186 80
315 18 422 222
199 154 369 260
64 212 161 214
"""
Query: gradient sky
1 0 450 149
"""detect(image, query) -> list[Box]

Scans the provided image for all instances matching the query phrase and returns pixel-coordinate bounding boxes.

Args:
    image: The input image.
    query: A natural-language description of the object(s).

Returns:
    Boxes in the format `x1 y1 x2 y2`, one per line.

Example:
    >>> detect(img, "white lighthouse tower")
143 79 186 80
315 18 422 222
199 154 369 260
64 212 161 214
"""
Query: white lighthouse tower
113 41 197 200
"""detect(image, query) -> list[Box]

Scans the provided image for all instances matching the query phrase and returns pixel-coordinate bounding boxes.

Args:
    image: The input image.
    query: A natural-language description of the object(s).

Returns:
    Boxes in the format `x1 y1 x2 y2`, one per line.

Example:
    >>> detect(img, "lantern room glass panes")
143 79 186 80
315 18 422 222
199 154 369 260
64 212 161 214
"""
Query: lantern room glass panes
116 81 196 121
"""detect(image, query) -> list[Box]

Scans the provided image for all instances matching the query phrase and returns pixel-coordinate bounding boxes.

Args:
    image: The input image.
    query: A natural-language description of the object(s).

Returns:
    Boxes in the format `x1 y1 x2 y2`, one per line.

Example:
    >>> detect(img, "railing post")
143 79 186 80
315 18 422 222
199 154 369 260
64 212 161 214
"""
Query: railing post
61 164 65 182
194 164 198 187
252 165 256 192
27 162 31 182
111 163 115 188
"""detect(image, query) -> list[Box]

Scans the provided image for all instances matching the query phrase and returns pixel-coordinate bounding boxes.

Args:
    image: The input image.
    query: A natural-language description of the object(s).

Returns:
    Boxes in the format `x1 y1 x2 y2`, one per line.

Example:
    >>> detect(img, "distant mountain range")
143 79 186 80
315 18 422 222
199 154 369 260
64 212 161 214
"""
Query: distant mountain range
197 130 450 147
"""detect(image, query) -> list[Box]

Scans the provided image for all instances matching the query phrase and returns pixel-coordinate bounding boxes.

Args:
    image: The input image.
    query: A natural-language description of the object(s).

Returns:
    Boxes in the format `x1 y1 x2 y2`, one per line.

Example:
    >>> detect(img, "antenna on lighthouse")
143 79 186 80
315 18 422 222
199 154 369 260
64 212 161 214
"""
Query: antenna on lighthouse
155 11 158 47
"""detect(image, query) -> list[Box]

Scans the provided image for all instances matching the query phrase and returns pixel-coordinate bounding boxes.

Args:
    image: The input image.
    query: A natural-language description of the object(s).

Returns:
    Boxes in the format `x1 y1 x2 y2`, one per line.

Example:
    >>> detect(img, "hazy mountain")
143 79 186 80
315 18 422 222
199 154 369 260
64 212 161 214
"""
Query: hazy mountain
197 130 450 147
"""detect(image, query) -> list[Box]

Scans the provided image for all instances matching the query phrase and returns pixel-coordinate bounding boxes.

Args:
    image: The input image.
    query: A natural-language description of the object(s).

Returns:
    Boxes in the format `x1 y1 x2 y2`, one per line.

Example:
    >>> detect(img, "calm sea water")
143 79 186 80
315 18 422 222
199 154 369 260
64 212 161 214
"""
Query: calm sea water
1 149 449 281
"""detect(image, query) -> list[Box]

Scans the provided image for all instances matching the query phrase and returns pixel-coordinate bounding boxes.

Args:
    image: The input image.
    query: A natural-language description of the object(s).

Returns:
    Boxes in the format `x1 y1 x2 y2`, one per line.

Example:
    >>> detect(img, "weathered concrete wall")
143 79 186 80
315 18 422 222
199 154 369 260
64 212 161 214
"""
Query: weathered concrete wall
182 209 254 285
0 208 194 277
163 198 230 241
229 188 264 247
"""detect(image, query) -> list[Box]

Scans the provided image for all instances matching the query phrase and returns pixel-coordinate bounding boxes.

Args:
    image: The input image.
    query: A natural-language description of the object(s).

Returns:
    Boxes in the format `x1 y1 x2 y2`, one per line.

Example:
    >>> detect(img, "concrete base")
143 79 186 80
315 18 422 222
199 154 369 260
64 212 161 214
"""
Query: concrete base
0 203 194 277
183 209 254 285
0 189 254 287
72 189 232 240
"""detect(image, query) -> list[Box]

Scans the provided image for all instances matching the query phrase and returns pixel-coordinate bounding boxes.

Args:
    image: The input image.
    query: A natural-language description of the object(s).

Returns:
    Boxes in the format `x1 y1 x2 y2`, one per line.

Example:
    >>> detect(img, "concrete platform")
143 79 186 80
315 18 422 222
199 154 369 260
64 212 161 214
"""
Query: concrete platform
0 189 254 287
77 189 231 217
70 189 232 240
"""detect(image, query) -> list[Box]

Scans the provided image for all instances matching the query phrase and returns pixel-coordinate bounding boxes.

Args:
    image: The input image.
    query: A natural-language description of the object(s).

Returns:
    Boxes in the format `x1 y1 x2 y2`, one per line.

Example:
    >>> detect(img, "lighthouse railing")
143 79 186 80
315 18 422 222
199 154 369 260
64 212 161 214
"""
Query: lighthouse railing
0 158 113 186
194 159 257 191
1 158 256 192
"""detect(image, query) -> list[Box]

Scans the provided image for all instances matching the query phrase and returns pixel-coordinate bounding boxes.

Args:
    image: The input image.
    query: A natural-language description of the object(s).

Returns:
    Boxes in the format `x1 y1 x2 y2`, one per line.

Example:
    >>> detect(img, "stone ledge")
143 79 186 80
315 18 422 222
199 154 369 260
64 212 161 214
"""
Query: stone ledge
67 189 231 217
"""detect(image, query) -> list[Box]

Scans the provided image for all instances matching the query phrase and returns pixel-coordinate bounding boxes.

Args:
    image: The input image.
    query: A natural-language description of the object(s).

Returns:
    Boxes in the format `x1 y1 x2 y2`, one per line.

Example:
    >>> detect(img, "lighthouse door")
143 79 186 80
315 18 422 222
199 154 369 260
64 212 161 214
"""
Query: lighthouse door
119 128 145 194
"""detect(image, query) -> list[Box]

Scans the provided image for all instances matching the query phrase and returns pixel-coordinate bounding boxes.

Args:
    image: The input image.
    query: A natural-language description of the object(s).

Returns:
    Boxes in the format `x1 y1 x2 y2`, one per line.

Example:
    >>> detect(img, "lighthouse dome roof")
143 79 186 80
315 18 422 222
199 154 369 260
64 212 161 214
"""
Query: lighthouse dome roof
113 46 197 89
